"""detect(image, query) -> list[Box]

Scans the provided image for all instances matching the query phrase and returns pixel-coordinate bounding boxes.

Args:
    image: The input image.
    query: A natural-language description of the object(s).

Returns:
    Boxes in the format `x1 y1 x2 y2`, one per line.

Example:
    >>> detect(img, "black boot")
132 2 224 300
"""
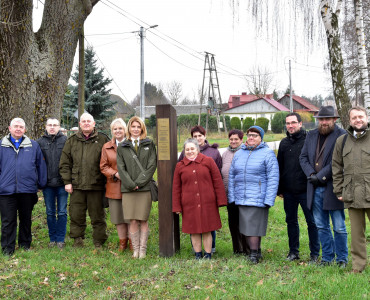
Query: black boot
258 248 263 261
248 250 259 264
195 252 203 260
203 252 212 259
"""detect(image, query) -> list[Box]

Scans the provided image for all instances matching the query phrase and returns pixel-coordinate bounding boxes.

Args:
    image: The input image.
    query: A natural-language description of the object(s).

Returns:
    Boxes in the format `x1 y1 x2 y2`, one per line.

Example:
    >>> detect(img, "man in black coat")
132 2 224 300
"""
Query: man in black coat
37 118 68 249
277 113 319 262
299 106 348 267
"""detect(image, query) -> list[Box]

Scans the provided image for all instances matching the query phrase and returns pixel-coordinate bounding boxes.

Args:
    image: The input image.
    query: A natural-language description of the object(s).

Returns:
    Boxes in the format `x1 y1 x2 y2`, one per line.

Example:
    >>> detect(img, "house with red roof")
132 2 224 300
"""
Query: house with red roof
278 94 319 115
225 95 289 130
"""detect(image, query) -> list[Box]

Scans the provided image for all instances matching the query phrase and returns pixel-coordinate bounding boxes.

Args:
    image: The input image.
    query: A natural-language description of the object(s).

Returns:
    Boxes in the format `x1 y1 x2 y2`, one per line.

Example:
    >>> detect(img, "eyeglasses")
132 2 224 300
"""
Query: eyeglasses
246 133 260 138
47 124 60 127
286 121 299 126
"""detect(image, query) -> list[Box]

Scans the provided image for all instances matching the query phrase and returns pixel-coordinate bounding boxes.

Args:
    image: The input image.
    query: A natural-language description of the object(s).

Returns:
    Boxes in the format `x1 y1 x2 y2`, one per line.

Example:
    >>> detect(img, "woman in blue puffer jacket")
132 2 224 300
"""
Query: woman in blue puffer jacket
228 126 279 263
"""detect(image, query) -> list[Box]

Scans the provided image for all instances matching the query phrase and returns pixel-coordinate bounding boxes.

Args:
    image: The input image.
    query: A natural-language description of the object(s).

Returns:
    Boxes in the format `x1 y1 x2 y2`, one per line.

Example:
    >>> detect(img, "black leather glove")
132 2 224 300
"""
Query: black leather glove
307 174 319 187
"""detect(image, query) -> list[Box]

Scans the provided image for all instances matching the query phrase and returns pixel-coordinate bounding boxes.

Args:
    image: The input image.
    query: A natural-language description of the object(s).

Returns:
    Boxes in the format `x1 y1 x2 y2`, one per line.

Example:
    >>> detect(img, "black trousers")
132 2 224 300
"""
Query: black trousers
0 193 37 254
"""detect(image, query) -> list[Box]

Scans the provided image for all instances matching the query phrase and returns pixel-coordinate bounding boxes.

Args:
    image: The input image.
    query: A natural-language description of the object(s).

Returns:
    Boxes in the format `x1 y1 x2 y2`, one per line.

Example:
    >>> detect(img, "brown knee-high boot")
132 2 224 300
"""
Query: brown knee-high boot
118 238 128 252
129 230 140 258
139 230 149 259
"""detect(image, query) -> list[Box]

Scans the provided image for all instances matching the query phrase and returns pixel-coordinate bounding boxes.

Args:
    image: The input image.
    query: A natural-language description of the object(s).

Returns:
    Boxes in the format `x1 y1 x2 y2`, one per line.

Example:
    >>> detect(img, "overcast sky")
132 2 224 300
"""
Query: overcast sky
33 0 333 104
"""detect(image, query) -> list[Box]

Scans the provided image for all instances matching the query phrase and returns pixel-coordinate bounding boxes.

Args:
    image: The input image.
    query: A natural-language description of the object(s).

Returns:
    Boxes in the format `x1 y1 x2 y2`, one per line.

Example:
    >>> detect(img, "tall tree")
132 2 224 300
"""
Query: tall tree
166 81 183 105
245 65 274 97
131 82 168 107
0 0 99 138
354 0 370 109
231 0 354 127
62 46 115 128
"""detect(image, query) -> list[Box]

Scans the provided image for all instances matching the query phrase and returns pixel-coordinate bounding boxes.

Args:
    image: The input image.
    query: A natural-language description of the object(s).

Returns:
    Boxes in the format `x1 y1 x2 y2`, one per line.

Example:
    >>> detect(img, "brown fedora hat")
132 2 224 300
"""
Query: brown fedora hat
313 106 340 118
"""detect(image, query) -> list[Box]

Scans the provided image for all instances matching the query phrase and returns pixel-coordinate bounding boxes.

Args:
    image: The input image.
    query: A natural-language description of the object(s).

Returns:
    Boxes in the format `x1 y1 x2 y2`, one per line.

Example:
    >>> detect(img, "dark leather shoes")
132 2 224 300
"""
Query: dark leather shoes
337 261 347 268
286 252 300 261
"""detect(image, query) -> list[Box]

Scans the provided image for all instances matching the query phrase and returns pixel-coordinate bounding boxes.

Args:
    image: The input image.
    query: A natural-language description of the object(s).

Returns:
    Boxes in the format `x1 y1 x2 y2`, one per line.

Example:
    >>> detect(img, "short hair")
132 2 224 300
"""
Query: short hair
183 138 200 152
285 112 302 123
79 112 94 122
110 118 127 136
348 106 367 118
46 118 60 125
228 129 243 139
127 116 147 139
190 125 206 137
10 118 26 128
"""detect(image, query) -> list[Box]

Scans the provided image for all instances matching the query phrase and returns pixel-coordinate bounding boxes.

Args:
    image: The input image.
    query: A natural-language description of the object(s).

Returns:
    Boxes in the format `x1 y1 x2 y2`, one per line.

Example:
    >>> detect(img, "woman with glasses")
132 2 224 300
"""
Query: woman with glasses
228 126 279 263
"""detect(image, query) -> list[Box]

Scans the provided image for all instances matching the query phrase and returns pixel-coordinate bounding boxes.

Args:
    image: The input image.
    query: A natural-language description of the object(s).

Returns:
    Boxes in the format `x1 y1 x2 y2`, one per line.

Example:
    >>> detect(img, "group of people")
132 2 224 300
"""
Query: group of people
0 105 368 273
0 113 156 260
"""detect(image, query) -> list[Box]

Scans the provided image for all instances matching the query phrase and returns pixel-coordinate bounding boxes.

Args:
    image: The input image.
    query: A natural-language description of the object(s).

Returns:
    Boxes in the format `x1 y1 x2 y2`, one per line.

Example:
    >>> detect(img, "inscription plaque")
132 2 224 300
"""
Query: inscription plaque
157 118 170 160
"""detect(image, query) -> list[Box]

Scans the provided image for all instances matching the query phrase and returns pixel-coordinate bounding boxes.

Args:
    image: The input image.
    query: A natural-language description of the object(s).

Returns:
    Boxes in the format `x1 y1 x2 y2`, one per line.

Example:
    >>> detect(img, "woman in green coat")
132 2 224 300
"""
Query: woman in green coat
117 116 157 259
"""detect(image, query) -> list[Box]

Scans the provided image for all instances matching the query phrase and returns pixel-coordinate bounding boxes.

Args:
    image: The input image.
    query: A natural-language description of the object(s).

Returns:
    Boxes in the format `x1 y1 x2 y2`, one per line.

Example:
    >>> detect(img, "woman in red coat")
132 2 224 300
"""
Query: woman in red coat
172 138 227 259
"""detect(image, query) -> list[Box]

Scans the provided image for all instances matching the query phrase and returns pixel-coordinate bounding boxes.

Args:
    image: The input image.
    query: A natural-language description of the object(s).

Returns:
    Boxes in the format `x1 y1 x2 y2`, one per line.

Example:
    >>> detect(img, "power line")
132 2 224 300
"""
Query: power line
86 31 135 36
146 37 201 71
84 37 130 102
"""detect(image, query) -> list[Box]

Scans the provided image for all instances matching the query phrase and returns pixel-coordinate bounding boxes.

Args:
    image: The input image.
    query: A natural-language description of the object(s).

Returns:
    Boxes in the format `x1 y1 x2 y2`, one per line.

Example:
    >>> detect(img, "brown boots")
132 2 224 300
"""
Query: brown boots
118 238 134 252
129 230 149 259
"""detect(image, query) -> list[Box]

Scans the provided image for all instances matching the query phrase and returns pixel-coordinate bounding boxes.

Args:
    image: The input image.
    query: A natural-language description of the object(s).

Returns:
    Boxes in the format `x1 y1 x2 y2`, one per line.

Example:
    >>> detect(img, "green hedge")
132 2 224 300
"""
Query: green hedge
230 117 241 129
271 112 288 133
255 117 269 132
242 117 255 132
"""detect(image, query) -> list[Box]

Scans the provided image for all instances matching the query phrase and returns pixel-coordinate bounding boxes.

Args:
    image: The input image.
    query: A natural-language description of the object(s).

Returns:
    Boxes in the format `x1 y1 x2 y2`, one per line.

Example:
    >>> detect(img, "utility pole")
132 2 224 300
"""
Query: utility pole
78 25 85 120
289 59 293 112
138 25 158 121
199 52 227 134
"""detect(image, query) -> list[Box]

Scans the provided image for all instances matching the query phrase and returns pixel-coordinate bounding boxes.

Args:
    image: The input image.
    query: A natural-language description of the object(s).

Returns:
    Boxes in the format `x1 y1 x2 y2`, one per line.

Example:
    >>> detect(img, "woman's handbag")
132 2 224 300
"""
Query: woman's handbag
129 148 158 202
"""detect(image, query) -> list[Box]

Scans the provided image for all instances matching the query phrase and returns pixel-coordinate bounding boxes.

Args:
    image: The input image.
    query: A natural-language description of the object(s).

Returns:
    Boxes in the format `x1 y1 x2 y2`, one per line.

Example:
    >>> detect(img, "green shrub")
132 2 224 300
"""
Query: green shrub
230 117 241 129
271 112 288 133
242 117 255 132
255 117 269 132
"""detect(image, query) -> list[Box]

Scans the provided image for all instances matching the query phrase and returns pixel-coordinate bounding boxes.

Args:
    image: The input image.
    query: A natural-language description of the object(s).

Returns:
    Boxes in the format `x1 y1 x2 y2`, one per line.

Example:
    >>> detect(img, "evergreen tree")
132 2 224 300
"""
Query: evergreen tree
62 46 115 128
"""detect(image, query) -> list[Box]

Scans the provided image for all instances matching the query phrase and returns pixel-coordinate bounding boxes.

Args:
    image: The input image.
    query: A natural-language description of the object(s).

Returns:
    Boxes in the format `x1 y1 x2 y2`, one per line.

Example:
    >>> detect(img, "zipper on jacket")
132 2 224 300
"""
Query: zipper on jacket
243 150 252 200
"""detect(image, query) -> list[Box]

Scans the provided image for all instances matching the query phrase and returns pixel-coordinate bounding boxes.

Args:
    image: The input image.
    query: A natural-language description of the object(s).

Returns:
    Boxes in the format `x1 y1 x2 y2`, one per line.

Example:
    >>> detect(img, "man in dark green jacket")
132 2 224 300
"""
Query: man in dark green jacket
59 113 109 248
332 106 370 273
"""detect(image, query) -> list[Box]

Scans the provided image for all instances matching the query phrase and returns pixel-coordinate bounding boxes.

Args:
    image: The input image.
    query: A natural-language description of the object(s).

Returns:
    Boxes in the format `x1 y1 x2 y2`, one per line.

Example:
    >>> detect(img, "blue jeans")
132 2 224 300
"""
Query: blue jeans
283 192 320 257
312 187 348 263
43 186 68 243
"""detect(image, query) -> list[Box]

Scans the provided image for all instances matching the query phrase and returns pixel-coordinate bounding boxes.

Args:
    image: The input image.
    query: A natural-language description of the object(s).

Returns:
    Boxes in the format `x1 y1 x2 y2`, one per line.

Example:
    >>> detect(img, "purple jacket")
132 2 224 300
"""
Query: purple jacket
179 141 222 171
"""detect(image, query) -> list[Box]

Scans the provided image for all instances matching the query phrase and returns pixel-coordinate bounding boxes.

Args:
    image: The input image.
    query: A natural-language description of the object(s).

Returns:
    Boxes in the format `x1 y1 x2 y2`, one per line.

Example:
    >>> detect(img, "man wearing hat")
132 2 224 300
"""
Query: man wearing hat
299 106 348 267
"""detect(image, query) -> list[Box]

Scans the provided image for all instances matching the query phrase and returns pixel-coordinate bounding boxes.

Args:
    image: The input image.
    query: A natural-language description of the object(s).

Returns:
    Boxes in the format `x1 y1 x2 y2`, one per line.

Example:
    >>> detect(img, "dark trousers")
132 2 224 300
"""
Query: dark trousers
0 193 37 254
69 190 107 245
283 192 320 257
227 202 249 254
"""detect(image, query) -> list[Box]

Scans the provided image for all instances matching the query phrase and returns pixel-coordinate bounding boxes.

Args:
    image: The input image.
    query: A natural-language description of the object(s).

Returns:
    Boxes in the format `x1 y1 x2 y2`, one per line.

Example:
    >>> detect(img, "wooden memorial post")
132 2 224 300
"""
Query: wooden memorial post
156 104 180 256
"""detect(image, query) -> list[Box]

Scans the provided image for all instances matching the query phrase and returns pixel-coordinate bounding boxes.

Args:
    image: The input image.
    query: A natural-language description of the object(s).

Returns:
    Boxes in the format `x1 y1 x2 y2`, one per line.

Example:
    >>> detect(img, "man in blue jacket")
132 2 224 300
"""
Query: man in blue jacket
299 106 348 267
0 118 47 255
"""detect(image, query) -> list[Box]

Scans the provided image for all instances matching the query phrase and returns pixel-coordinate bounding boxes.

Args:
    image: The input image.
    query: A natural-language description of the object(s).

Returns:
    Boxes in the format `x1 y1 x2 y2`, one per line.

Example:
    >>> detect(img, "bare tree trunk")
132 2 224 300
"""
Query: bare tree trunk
320 0 352 127
354 0 370 111
0 0 98 138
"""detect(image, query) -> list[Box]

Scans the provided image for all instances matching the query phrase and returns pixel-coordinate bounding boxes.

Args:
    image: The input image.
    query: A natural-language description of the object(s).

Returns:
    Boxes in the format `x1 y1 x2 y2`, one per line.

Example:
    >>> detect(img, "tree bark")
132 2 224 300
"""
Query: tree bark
354 0 370 111
320 0 352 127
0 0 98 138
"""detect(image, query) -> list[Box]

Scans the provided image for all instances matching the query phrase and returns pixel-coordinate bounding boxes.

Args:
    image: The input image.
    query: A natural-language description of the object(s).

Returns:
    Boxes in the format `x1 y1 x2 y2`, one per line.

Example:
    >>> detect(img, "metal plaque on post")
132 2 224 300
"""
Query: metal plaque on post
156 104 180 257
157 118 171 161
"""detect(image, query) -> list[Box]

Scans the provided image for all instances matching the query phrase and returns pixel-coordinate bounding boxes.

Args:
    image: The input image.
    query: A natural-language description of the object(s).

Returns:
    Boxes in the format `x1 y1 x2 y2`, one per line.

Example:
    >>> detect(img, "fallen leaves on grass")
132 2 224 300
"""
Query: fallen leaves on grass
257 279 264 285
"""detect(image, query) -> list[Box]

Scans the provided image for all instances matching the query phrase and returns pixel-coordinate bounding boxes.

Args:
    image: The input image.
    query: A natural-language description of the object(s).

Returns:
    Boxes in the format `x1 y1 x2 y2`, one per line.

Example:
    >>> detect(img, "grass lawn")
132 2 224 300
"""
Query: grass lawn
0 195 368 299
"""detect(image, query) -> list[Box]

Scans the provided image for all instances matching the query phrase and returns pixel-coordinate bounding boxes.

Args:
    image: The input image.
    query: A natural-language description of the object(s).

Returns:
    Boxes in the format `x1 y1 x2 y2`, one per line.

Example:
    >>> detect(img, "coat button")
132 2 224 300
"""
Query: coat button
198 204 200 208
197 193 199 196
195 181 197 184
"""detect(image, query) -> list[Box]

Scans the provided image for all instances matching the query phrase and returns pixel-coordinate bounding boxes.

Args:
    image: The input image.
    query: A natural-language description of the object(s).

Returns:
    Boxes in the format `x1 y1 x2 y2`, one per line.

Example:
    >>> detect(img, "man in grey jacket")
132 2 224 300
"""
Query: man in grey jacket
37 118 68 249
